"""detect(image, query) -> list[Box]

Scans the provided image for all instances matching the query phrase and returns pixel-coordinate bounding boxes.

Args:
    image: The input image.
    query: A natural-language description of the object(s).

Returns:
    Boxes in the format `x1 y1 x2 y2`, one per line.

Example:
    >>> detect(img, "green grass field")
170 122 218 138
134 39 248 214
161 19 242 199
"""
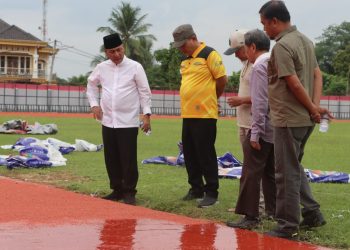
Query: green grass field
0 114 349 249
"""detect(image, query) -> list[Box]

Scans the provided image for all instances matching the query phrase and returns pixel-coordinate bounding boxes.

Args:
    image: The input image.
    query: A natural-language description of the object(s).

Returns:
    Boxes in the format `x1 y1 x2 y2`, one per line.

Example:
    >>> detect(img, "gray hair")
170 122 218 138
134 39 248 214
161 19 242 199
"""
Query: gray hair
244 29 270 51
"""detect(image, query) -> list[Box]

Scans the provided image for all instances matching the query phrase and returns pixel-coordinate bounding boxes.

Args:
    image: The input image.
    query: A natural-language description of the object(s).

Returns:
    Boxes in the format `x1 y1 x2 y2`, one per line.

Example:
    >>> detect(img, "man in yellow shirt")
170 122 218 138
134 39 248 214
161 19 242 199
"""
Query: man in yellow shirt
172 24 228 208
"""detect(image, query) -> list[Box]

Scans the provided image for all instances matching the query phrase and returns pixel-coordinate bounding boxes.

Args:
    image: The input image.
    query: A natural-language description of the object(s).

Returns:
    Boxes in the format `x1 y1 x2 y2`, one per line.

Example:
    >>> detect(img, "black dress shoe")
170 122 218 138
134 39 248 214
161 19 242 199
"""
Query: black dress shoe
123 194 136 205
182 191 204 201
300 210 326 228
226 216 260 230
197 195 218 208
265 228 298 240
102 191 123 201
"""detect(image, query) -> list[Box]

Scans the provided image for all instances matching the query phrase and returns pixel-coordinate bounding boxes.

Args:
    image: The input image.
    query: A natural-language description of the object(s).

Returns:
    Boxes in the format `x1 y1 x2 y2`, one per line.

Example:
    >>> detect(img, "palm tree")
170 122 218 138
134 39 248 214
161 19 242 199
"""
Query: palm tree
93 1 156 69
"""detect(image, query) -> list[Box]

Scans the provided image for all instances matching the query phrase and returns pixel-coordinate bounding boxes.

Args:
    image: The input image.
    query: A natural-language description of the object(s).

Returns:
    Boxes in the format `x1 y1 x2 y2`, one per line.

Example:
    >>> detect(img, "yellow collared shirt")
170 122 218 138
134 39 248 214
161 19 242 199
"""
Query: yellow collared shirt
180 43 226 119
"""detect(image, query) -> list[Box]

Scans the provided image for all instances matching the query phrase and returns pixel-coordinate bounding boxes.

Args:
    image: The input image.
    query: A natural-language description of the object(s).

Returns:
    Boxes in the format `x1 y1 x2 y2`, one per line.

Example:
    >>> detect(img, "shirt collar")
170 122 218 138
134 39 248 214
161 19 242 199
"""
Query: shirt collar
191 42 206 58
107 55 128 67
253 52 270 67
275 25 297 41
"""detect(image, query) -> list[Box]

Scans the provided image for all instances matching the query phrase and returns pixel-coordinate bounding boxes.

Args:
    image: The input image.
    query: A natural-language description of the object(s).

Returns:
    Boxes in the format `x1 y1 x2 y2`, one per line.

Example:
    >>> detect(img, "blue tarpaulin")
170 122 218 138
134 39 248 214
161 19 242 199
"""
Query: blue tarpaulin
141 142 349 183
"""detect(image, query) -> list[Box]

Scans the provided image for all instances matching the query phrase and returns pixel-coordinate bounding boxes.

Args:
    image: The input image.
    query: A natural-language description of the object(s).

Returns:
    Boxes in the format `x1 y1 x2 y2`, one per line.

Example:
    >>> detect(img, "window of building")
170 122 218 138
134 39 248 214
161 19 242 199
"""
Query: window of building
0 56 5 74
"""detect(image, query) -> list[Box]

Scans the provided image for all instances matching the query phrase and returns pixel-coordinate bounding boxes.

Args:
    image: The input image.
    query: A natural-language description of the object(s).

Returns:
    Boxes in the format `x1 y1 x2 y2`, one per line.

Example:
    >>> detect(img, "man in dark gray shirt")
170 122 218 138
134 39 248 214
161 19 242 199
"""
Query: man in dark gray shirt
259 0 330 239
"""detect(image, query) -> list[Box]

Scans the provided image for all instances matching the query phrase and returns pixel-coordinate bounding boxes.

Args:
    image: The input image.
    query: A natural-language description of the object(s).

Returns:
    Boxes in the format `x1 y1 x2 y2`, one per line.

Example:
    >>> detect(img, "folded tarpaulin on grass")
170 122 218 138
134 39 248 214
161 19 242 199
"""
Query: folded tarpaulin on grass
218 166 242 179
141 141 185 166
0 120 58 134
217 152 242 167
142 141 242 169
218 167 350 183
141 142 349 183
305 169 350 183
5 155 53 169
0 137 103 169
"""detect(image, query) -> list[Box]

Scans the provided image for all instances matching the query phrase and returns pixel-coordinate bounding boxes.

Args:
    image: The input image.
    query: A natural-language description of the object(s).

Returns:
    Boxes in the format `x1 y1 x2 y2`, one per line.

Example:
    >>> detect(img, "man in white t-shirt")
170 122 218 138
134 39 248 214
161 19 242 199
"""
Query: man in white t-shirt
225 30 252 146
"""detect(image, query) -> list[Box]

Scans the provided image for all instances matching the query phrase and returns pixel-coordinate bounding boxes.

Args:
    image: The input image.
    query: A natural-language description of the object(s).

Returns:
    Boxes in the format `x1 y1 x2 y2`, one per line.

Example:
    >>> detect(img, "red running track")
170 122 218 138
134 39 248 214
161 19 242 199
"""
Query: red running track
0 177 332 250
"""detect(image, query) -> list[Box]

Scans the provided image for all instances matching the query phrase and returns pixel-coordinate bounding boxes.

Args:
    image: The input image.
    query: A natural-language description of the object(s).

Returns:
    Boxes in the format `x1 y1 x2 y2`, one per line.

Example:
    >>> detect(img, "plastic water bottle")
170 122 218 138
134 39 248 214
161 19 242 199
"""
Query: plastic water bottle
319 114 329 133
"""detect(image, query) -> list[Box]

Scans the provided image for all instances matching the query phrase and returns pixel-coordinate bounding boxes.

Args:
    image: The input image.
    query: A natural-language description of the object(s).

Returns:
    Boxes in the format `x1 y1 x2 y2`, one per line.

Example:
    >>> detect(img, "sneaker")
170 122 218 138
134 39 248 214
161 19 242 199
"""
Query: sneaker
197 195 217 208
182 191 204 201
102 191 123 201
123 194 136 205
300 210 326 228
226 216 260 230
265 228 298 240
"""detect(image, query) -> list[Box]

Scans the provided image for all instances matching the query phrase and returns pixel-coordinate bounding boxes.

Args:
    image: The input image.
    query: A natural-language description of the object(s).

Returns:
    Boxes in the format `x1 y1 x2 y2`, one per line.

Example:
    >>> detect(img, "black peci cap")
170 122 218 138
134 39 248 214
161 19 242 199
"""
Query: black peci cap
103 33 122 49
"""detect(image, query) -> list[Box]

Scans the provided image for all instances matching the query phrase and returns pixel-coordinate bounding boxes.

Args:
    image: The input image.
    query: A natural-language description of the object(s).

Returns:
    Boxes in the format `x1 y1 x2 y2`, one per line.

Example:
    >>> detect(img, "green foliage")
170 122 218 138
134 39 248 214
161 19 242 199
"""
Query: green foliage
149 45 182 89
322 72 348 95
226 71 240 92
66 74 89 86
0 115 350 248
324 81 347 96
90 54 107 68
56 76 68 84
94 1 156 70
145 65 166 89
316 21 350 96
333 44 350 78
315 21 350 75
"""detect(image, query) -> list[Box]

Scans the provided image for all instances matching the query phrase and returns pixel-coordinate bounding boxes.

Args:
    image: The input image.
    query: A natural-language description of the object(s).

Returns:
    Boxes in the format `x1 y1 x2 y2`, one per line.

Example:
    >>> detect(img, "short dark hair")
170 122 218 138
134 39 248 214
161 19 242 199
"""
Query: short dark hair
259 1 290 22
244 29 270 51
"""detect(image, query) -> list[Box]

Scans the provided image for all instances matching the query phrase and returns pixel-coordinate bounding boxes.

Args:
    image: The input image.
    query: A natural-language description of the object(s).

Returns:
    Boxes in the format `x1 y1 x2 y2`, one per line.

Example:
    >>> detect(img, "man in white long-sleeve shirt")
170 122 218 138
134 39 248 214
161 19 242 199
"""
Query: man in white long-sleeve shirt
86 33 152 205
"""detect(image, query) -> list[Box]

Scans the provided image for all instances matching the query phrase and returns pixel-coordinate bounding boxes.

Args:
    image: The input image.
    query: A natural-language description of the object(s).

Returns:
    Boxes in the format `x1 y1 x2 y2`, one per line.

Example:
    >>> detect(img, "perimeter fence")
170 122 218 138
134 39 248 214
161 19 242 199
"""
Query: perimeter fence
1 83 349 119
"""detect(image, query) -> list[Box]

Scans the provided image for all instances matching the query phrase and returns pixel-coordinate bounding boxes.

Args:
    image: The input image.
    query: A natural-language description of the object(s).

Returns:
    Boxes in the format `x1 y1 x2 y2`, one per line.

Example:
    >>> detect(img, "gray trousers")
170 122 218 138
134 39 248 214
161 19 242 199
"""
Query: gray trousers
273 126 320 232
235 133 276 218
239 127 266 214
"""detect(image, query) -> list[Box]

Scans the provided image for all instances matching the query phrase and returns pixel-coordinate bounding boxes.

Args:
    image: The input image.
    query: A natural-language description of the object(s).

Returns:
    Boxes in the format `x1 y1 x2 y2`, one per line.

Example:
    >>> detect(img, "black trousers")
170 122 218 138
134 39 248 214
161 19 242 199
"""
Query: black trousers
182 118 219 198
235 133 276 218
102 126 138 195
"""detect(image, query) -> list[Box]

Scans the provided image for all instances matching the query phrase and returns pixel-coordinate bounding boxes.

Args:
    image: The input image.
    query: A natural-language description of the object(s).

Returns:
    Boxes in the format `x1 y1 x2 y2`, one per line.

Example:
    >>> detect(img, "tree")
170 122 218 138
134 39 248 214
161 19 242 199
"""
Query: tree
64 74 88 86
94 1 156 70
152 45 182 89
322 72 347 95
90 55 107 68
226 71 240 92
315 21 350 75
315 21 350 95
333 44 350 94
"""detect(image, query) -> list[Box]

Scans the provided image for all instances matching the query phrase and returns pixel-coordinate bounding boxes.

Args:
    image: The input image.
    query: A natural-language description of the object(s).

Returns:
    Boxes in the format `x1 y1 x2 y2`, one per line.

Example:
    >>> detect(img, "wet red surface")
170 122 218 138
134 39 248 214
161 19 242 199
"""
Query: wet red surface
0 177 331 250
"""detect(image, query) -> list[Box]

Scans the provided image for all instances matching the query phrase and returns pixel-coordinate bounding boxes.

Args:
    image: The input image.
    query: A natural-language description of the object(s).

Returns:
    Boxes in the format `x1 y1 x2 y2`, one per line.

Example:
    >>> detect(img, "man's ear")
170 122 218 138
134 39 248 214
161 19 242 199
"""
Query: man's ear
252 43 257 52
272 17 279 27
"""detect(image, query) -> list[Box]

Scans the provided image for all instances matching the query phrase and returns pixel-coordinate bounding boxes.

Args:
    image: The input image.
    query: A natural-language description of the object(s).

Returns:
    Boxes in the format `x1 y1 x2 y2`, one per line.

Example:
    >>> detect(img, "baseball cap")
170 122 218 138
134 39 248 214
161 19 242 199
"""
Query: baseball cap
223 30 248 55
172 24 196 48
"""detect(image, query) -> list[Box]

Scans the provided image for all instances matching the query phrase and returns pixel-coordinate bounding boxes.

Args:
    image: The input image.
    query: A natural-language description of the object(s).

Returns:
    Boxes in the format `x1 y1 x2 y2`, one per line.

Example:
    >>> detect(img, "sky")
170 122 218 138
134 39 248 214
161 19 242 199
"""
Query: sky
0 0 349 79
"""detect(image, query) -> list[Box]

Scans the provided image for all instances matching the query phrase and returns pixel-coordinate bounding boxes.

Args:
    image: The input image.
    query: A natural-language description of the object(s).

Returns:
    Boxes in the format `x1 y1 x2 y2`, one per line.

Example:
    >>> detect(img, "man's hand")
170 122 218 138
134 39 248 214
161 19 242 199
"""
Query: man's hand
91 106 103 121
310 106 334 123
318 107 334 120
141 114 151 133
227 96 251 107
250 140 261 151
310 104 321 123
218 103 222 115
